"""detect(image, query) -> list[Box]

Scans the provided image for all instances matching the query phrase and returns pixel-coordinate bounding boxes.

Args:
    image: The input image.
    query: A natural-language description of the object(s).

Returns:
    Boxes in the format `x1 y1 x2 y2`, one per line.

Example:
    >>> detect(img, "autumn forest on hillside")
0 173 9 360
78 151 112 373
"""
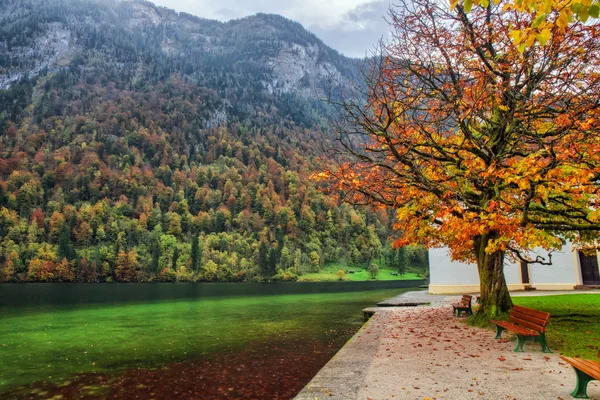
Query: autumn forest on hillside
0 0 435 284
0 71 427 283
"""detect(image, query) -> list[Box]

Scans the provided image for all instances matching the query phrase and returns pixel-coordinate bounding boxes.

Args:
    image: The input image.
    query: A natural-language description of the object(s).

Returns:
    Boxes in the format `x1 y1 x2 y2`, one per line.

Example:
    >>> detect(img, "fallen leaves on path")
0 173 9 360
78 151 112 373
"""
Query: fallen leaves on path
360 305 574 399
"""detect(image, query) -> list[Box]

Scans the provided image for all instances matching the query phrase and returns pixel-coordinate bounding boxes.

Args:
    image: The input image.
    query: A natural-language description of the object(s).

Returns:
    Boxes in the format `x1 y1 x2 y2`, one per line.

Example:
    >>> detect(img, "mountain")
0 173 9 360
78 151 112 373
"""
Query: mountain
0 0 426 283
0 0 363 127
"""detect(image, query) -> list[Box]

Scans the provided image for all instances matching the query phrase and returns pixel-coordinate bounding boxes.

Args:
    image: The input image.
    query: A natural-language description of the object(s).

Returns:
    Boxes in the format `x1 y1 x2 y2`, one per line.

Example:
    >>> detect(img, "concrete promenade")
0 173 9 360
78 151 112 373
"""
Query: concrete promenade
295 290 600 400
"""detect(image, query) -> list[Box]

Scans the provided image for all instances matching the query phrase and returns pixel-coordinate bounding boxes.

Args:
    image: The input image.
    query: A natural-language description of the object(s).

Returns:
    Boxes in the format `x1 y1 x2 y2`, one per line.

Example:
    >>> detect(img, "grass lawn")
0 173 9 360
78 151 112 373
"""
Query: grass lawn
297 263 423 282
508 294 600 358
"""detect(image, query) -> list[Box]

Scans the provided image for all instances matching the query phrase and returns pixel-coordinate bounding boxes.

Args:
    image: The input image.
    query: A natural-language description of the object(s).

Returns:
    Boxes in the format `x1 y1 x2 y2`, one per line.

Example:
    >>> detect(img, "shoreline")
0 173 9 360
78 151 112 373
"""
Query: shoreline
294 307 389 400
295 290 600 400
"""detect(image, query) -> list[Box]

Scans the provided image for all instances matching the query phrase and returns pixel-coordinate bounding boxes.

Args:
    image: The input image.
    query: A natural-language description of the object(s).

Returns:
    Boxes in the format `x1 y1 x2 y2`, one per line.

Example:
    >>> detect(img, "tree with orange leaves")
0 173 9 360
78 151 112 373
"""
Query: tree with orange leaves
319 0 600 315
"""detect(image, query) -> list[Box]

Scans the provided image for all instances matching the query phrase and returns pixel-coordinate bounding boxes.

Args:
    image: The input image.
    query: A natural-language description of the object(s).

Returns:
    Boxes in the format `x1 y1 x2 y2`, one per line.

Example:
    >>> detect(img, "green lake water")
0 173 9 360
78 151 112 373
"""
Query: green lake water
0 282 421 399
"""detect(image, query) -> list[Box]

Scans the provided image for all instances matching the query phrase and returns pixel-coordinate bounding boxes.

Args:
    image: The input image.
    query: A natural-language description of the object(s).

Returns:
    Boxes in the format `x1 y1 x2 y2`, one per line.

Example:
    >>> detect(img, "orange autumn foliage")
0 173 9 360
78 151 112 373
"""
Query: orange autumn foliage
55 258 76 282
318 0 600 313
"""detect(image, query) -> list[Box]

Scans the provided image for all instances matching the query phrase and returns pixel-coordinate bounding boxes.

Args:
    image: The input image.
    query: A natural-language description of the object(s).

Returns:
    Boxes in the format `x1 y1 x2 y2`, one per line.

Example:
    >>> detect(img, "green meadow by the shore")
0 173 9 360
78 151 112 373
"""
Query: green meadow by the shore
297 263 423 282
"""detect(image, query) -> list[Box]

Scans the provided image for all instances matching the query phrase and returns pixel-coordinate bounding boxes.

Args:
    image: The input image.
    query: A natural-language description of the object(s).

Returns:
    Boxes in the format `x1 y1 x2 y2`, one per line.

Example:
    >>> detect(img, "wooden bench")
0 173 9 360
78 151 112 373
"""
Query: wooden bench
561 352 600 399
452 294 473 317
490 305 551 353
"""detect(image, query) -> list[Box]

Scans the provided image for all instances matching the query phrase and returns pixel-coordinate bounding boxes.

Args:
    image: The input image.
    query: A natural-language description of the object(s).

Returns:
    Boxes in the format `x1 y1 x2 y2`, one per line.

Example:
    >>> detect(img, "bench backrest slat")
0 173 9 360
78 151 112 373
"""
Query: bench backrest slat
460 294 472 306
512 305 550 320
509 305 551 334
510 310 549 328
509 315 546 333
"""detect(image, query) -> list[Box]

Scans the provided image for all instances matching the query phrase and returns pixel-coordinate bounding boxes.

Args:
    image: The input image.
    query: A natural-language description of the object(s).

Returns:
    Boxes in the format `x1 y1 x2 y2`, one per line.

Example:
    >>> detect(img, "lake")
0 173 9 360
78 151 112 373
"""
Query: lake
0 281 422 399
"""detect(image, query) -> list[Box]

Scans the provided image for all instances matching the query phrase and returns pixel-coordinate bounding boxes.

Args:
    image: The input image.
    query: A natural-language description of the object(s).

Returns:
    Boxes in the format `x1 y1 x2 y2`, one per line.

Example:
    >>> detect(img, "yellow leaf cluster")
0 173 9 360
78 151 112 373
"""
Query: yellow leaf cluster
455 0 598 50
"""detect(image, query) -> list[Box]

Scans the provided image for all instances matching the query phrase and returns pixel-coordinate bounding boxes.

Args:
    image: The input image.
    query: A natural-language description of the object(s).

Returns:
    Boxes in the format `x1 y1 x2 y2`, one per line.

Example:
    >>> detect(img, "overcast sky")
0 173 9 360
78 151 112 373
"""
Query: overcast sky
148 0 392 58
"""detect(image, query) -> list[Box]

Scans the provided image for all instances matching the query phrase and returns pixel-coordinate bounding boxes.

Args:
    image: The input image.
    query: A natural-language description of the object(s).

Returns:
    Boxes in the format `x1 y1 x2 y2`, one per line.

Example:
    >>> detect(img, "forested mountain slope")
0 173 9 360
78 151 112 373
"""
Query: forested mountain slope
0 0 423 282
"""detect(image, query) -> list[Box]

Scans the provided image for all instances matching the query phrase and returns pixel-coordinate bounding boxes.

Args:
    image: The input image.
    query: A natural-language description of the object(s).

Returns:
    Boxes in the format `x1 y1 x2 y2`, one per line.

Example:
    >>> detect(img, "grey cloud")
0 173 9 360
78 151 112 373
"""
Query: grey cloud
312 27 386 58
346 0 391 23
310 1 391 57
214 7 243 19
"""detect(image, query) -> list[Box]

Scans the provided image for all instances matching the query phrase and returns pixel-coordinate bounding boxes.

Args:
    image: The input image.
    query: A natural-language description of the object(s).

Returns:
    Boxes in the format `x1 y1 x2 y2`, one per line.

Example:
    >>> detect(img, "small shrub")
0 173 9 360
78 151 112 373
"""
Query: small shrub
309 251 320 272
368 263 379 279
157 267 176 282
273 268 298 281
175 266 194 282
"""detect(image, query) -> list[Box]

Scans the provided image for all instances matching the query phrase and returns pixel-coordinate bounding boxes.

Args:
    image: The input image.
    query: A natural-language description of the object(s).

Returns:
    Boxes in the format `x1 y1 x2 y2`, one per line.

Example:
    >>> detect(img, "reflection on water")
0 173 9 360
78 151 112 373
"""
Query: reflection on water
0 280 422 308
0 282 422 399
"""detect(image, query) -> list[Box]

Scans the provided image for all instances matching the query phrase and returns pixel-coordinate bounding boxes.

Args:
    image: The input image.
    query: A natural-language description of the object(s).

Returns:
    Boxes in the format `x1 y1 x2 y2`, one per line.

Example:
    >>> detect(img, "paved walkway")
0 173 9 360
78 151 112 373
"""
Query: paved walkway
377 291 447 307
295 290 600 400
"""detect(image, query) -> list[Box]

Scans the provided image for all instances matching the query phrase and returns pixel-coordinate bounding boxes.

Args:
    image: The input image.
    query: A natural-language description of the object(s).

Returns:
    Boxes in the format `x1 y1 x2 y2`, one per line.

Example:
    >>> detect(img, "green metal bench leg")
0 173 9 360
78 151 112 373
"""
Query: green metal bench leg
535 334 552 353
514 335 526 352
571 368 594 399
454 306 472 317
494 325 505 340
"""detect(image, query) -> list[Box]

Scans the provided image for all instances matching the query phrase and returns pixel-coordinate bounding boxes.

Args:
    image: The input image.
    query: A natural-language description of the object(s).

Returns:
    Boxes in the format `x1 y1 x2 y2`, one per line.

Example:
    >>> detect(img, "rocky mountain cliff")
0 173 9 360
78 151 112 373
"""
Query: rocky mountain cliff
0 0 363 127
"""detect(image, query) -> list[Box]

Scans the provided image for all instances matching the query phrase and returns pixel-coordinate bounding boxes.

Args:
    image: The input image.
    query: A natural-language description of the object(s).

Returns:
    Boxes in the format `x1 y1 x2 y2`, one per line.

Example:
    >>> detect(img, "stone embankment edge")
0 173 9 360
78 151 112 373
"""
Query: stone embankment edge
293 310 389 400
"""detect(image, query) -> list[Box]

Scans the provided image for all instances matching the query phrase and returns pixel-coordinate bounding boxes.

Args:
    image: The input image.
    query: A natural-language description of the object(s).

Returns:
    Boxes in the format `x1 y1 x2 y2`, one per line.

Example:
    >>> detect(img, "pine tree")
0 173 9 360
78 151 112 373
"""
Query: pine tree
0 184 6 207
149 227 161 273
215 211 225 233
268 247 279 276
58 224 76 261
92 246 101 269
258 241 270 277
151 244 160 273
191 231 200 271
397 247 407 276
172 246 179 270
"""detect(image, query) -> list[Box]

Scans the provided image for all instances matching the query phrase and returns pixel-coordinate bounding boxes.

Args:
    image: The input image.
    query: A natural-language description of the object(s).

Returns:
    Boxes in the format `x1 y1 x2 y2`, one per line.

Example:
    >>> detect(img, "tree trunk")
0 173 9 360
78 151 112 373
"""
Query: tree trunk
474 234 512 317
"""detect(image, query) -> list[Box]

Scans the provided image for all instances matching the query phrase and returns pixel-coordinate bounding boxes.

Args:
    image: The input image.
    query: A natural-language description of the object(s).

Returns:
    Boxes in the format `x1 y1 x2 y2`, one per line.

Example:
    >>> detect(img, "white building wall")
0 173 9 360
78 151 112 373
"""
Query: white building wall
429 245 579 294
503 259 522 284
528 242 581 288
429 248 479 286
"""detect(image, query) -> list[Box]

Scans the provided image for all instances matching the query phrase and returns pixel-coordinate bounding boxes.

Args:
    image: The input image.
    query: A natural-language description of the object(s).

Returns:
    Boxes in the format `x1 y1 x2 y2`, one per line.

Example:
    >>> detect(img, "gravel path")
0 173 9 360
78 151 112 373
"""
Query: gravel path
296 297 600 400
